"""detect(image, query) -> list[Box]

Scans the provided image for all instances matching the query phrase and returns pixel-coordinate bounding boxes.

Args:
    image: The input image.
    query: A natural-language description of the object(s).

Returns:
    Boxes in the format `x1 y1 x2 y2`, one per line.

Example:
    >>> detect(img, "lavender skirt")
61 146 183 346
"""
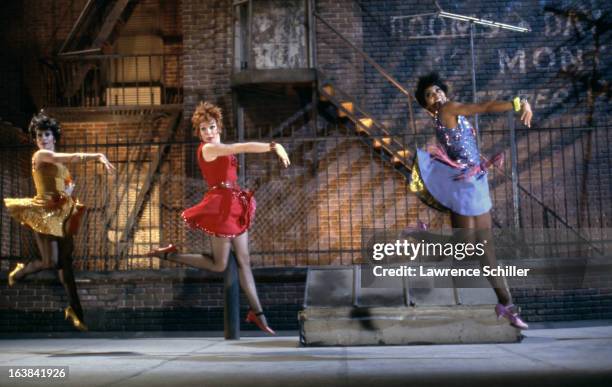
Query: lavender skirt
415 149 492 216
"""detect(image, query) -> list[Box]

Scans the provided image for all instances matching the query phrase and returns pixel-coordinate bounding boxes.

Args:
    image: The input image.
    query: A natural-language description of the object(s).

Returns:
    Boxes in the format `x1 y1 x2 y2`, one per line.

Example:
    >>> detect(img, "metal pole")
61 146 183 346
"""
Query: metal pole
469 22 479 133
306 0 316 68
236 96 246 185
224 251 241 340
508 111 520 228
222 92 245 340
352 265 360 307
247 0 253 69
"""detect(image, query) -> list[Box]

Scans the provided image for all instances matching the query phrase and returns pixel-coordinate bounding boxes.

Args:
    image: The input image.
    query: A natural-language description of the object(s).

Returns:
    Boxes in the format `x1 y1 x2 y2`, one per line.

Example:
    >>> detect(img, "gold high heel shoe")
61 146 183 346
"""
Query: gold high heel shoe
64 306 88 332
8 263 25 287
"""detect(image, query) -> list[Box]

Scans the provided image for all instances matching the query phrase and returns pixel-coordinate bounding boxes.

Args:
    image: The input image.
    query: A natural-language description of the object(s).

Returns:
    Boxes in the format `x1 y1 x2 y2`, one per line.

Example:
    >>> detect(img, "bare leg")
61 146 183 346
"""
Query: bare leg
451 212 511 305
152 235 271 329
56 236 84 321
474 212 512 305
450 212 475 229
166 237 230 272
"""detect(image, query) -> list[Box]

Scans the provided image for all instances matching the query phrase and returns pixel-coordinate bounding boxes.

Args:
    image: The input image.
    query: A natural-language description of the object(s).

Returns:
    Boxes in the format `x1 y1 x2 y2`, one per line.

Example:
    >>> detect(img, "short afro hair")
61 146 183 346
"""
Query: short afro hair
191 101 223 135
29 110 62 141
415 72 449 108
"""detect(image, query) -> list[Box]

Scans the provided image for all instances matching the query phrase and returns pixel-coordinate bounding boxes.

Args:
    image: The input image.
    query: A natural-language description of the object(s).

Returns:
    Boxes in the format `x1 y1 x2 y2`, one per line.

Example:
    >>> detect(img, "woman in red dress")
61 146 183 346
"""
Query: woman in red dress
147 101 290 335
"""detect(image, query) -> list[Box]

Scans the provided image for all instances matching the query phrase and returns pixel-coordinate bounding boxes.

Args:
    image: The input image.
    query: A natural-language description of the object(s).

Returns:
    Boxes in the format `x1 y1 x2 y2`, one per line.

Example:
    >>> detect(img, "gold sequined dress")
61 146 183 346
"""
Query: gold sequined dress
4 162 85 237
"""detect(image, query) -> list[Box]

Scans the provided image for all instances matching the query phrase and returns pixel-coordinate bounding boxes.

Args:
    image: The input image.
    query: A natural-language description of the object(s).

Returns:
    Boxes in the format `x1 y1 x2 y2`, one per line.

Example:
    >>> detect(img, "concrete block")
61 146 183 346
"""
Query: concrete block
359 287 406 307
457 287 499 305
305 267 354 307
408 276 457 305
299 306 521 346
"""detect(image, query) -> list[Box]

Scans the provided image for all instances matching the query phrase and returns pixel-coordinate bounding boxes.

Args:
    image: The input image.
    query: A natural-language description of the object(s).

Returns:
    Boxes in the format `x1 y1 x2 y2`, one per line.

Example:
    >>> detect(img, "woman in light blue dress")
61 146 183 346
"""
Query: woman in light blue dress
412 73 533 329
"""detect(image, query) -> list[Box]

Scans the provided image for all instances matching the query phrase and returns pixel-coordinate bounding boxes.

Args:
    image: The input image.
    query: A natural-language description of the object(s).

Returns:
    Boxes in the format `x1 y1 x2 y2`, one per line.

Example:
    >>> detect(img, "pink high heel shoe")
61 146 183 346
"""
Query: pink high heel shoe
246 310 276 335
495 303 529 330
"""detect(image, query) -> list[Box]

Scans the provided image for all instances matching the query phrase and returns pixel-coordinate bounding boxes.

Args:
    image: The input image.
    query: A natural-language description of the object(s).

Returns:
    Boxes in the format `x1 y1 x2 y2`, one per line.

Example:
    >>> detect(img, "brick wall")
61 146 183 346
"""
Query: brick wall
17 0 89 108
181 0 234 135
513 288 612 322
0 269 306 333
348 0 611 128
313 0 611 229
0 0 183 112
2 269 611 332
315 0 366 99
1 0 610 330
0 125 32 261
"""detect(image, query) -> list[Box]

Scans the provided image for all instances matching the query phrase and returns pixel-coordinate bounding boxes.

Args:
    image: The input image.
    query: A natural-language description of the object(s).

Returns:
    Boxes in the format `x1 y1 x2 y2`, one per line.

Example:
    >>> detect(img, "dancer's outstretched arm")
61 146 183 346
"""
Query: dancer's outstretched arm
439 99 533 128
33 150 116 171
202 142 290 167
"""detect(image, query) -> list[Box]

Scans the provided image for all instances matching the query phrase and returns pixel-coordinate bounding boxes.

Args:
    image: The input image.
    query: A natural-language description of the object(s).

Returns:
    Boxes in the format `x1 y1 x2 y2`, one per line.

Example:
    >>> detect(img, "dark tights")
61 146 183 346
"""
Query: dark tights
165 232 268 325
14 234 84 320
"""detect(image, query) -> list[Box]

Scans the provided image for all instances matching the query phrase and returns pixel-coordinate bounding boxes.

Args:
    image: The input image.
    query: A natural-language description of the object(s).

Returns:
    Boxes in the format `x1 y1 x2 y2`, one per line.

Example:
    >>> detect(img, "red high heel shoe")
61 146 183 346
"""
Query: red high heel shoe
145 244 177 259
246 310 276 335
495 303 529 330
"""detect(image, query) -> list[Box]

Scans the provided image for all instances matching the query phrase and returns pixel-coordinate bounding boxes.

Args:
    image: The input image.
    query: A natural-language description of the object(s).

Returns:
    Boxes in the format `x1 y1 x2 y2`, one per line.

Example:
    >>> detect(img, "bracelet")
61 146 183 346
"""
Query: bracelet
269 142 277 151
512 97 521 112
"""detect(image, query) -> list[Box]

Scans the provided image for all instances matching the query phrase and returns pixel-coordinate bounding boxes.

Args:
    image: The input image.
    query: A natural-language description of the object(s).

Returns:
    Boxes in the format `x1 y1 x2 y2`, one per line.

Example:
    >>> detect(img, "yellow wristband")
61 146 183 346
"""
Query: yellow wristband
512 97 521 112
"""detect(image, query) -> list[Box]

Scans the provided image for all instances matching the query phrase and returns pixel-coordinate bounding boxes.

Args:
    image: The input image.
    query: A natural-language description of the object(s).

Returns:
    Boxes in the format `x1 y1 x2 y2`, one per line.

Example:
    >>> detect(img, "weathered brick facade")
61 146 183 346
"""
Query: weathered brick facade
0 269 306 332
0 0 610 331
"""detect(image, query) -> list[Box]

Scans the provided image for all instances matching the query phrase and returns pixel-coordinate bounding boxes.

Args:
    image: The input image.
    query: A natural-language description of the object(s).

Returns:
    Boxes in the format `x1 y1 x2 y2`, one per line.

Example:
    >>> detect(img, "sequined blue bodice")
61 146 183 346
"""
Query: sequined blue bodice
434 114 480 168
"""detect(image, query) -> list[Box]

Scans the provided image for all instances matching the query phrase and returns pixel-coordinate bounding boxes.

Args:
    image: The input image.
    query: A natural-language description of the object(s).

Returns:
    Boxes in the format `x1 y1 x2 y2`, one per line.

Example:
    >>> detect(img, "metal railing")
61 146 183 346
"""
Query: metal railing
1 123 609 271
313 12 417 136
41 54 183 108
311 6 610 252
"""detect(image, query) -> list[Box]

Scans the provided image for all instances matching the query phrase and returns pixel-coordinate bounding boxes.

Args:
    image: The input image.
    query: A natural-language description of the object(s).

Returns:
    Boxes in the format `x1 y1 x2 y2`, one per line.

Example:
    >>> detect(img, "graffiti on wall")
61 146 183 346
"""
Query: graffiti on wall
390 8 606 74
387 5 609 115
251 0 307 69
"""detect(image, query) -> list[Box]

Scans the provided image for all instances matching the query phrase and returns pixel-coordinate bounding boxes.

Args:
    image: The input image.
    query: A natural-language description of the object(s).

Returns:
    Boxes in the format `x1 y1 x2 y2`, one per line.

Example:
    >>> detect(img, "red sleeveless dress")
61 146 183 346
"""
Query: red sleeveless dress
181 143 256 238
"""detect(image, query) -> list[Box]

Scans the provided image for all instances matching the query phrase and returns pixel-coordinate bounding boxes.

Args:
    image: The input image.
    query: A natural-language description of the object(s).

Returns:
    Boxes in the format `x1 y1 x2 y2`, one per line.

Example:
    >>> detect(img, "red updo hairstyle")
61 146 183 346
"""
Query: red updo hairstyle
191 101 223 136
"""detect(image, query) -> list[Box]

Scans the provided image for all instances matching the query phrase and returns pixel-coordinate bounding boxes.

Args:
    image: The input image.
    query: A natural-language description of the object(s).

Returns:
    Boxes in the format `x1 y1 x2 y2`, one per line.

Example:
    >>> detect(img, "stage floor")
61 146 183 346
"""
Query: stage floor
1 322 611 387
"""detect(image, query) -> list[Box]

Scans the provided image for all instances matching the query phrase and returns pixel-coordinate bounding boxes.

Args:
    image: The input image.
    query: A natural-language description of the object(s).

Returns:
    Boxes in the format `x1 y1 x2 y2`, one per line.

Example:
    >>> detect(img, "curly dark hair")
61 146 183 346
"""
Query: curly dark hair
28 110 62 141
415 72 449 108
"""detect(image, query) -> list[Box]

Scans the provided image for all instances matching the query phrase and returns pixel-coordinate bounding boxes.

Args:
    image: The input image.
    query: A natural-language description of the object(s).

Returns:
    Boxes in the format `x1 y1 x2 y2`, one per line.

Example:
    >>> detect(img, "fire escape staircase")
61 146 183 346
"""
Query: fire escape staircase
317 72 414 179
52 0 137 99
101 108 182 260
312 12 597 251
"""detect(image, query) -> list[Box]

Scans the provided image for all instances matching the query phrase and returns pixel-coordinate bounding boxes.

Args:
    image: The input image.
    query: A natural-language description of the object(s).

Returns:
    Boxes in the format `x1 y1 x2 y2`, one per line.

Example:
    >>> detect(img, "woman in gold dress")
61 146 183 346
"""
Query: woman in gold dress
4 111 115 331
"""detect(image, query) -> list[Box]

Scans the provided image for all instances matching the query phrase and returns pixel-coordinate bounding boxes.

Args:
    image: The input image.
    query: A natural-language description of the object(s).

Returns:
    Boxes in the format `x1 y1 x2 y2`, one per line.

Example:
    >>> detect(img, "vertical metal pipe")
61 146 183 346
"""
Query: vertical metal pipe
224 91 243 339
306 0 314 68
235 94 246 185
508 111 520 228
247 0 253 69
469 22 479 133
232 4 237 72
352 265 360 307
224 251 241 340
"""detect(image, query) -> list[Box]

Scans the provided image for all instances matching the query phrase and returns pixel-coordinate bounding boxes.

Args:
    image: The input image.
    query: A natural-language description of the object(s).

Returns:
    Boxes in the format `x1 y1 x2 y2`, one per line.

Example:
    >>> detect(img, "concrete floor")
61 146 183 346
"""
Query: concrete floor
1 322 611 387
